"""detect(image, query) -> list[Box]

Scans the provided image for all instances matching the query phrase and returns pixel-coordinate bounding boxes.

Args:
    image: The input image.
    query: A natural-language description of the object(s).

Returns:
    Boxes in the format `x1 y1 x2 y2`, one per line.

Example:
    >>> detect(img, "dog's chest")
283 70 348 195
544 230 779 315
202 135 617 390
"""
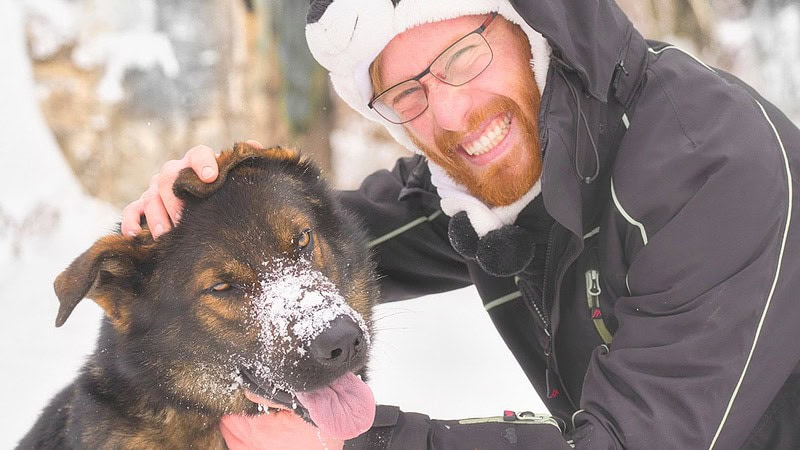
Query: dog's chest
89 409 227 449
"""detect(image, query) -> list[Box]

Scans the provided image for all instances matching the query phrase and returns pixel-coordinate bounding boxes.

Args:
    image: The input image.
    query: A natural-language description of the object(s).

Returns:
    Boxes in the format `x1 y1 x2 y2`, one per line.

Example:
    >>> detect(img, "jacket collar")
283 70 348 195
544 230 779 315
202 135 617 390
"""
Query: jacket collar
535 30 648 239
508 0 641 103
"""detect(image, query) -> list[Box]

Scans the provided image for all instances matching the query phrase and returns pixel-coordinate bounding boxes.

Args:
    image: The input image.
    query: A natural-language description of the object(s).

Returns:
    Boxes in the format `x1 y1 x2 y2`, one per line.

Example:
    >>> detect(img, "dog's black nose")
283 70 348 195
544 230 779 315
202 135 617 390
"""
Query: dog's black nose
309 315 363 367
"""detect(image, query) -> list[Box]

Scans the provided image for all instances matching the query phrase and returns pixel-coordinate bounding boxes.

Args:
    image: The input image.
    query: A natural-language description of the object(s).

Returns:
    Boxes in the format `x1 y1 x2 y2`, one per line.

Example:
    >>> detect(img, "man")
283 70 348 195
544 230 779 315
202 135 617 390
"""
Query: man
122 0 800 448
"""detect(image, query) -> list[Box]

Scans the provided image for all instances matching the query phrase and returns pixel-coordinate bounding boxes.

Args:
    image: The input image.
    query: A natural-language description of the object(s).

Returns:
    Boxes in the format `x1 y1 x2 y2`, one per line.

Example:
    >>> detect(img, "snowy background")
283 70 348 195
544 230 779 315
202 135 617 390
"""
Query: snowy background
3 0 800 447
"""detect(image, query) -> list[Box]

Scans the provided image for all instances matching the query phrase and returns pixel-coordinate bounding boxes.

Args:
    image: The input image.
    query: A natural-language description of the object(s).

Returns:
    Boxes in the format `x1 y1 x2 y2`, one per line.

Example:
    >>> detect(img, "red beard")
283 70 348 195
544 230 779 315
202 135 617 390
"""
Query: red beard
412 86 542 207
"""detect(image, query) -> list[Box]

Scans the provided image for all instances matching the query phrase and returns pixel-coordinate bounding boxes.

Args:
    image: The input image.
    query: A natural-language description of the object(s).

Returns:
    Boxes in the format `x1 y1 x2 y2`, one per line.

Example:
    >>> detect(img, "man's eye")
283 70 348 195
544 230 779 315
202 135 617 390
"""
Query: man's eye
391 86 422 107
444 45 482 76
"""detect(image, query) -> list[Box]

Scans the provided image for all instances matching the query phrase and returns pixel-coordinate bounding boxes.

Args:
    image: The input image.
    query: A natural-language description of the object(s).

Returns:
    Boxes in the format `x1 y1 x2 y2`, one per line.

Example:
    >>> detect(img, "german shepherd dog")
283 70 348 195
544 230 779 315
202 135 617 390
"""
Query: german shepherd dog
18 143 378 449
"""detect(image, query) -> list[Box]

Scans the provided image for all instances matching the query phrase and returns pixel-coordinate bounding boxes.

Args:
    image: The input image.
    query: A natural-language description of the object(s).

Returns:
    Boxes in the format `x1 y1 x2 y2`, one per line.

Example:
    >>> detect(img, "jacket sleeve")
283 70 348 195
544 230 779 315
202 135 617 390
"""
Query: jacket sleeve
338 155 472 302
569 59 799 449
345 405 573 450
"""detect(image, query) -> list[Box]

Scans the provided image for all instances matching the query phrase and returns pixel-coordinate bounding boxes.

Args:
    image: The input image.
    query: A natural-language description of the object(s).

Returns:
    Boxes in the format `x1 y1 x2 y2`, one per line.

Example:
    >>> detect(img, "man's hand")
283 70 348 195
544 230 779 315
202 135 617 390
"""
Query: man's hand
120 140 264 238
220 392 344 450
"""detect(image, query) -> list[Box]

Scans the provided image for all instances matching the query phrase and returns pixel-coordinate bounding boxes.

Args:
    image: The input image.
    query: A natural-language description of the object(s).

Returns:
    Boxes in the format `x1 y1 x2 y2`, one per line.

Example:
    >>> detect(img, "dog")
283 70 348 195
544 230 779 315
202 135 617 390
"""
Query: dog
18 143 378 449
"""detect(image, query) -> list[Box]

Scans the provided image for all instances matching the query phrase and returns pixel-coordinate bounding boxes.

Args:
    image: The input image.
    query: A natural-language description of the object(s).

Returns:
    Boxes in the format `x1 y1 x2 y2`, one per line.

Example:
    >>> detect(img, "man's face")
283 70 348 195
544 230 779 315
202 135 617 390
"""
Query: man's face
374 15 542 207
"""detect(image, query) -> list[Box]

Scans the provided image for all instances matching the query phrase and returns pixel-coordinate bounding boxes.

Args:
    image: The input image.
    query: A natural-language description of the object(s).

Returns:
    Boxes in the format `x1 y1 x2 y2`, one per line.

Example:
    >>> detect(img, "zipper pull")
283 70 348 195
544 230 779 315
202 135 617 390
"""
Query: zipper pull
545 366 559 399
545 341 559 399
585 268 614 344
585 269 601 305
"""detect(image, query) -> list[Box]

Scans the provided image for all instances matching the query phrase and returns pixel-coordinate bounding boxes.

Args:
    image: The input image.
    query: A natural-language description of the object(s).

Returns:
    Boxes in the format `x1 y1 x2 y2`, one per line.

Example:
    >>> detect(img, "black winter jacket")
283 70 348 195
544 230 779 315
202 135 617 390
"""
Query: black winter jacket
340 0 800 448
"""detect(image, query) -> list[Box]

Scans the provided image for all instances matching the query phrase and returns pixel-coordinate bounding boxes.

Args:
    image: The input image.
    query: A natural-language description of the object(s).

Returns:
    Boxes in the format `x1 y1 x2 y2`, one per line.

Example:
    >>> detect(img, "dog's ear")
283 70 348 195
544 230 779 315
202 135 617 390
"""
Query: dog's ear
173 142 302 200
53 231 156 331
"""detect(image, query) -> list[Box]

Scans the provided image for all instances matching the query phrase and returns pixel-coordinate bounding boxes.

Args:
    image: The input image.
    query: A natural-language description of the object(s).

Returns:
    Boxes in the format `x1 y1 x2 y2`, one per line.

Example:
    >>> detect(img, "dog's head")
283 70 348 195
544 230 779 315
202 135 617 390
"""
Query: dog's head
53 143 378 438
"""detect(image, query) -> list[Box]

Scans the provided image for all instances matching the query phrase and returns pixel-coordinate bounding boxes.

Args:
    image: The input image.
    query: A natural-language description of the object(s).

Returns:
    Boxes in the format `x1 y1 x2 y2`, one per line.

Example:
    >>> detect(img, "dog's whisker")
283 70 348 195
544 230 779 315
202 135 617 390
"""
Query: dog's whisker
372 304 417 314
369 325 414 333
371 311 414 323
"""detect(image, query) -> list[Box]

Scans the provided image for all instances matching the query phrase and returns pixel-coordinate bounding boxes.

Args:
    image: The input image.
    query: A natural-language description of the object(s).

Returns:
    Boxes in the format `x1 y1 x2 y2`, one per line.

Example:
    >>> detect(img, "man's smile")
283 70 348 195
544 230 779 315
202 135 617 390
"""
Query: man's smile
453 111 517 168
460 112 513 157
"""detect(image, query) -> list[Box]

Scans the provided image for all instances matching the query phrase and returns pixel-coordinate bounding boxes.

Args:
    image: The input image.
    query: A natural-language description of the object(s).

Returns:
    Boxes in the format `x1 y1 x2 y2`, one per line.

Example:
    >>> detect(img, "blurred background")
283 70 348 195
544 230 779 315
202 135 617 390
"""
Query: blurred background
1 0 799 447
15 0 800 205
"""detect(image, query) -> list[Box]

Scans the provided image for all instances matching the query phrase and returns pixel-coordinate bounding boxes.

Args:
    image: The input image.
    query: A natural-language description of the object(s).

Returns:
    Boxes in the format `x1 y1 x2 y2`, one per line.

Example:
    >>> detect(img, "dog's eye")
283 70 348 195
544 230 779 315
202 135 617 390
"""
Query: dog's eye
210 282 232 292
294 228 314 252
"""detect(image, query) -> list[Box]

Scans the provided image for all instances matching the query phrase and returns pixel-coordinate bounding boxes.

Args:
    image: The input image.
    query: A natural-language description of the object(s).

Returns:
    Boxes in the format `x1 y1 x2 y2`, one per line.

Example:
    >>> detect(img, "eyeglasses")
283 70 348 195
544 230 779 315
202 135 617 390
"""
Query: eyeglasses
368 12 498 124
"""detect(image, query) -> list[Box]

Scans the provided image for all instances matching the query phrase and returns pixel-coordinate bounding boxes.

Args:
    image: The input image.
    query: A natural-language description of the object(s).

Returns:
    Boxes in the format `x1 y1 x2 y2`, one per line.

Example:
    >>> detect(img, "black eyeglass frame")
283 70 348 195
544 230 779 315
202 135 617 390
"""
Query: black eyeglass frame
368 12 499 124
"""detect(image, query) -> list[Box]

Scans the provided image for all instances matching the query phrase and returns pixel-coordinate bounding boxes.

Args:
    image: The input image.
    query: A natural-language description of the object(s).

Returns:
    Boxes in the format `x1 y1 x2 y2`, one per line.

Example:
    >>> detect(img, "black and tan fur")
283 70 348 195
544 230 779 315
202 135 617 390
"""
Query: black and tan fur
18 143 377 449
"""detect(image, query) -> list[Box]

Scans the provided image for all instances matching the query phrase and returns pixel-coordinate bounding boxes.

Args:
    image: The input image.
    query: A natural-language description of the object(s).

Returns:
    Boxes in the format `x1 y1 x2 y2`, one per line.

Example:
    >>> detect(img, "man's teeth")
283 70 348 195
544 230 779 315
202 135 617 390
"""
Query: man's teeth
464 113 512 156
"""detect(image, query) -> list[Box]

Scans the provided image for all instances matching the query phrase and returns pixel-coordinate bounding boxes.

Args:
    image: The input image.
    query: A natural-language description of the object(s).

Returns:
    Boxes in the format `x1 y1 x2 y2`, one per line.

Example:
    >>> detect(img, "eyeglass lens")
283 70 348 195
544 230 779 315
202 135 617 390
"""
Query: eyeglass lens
372 32 493 124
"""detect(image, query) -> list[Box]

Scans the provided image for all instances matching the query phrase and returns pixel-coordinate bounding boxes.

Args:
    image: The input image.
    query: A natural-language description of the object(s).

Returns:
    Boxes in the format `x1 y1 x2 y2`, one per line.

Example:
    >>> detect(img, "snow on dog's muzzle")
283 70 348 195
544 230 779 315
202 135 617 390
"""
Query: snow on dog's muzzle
245 259 375 439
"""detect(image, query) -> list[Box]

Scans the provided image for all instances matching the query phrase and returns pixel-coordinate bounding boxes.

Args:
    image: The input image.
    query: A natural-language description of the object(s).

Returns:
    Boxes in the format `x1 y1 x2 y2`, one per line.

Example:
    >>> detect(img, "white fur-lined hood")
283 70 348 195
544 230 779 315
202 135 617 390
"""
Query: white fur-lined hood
305 0 551 154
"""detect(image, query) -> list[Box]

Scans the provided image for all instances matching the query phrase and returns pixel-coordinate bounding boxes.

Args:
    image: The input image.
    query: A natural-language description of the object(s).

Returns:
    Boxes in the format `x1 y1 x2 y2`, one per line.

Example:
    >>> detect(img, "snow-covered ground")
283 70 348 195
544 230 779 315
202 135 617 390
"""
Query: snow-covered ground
0 1 543 447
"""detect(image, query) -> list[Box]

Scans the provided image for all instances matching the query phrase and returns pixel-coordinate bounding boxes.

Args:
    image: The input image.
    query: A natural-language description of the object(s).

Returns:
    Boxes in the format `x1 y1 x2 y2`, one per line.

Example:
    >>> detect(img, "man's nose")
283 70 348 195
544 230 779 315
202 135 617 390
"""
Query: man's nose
425 81 472 131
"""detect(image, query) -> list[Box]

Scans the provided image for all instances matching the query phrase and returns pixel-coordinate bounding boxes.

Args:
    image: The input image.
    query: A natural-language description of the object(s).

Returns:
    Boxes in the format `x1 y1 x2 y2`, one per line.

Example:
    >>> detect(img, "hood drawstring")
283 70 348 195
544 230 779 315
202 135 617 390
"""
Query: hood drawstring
552 57 601 184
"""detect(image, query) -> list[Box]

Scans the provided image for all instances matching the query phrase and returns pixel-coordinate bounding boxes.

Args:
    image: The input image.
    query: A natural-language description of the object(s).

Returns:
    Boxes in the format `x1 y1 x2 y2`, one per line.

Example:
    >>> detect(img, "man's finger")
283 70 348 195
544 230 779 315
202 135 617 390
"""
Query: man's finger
143 176 173 239
185 145 219 182
156 160 187 225
120 198 144 237
246 139 265 149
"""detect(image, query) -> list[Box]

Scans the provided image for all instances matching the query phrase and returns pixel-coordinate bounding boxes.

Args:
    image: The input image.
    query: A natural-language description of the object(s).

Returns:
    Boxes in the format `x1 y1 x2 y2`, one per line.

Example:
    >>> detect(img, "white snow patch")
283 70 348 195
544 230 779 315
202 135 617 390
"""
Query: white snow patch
246 258 370 391
72 31 180 103
24 0 180 104
254 258 370 347
24 0 80 59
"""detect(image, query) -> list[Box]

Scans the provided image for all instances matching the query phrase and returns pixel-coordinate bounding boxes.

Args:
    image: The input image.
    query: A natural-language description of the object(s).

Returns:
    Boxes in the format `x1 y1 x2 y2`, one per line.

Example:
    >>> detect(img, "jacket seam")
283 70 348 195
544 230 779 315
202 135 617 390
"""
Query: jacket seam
610 176 646 296
609 178 648 246
647 65 697 148
648 46 717 75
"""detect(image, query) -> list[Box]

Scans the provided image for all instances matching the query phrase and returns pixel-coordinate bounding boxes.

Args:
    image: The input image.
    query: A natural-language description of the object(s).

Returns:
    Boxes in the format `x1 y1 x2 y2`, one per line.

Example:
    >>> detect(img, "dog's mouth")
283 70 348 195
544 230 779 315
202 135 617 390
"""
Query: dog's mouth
239 367 375 440
240 367 309 416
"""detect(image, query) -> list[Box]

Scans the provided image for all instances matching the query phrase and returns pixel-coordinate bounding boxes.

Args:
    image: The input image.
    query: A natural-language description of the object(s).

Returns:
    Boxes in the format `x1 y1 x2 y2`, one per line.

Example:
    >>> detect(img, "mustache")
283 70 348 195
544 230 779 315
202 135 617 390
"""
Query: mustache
434 96 522 152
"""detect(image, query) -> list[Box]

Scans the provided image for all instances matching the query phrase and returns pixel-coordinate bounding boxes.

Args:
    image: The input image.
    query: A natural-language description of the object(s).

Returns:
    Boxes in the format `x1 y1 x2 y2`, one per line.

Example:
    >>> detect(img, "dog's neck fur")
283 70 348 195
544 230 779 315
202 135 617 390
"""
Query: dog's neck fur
76 330 228 449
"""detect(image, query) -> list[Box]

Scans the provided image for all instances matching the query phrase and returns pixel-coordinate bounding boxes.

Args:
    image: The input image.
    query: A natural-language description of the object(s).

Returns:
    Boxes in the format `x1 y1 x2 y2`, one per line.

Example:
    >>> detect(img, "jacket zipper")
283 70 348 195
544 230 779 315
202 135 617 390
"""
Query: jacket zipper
585 268 613 344
511 225 558 399
540 224 580 409
540 226 556 335
541 226 558 399
521 275 551 334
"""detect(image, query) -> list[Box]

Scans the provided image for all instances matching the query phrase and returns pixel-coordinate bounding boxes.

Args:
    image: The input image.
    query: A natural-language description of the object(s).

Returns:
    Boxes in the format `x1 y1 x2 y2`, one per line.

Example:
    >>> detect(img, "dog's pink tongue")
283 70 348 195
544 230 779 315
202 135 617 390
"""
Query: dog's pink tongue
296 372 375 440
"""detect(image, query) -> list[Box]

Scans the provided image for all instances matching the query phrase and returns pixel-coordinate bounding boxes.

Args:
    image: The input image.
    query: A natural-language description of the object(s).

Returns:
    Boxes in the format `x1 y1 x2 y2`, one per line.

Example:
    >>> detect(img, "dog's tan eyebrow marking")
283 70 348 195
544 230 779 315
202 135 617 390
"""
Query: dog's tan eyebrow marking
194 261 256 291
195 262 256 330
268 210 315 253
196 268 223 291
197 295 244 329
